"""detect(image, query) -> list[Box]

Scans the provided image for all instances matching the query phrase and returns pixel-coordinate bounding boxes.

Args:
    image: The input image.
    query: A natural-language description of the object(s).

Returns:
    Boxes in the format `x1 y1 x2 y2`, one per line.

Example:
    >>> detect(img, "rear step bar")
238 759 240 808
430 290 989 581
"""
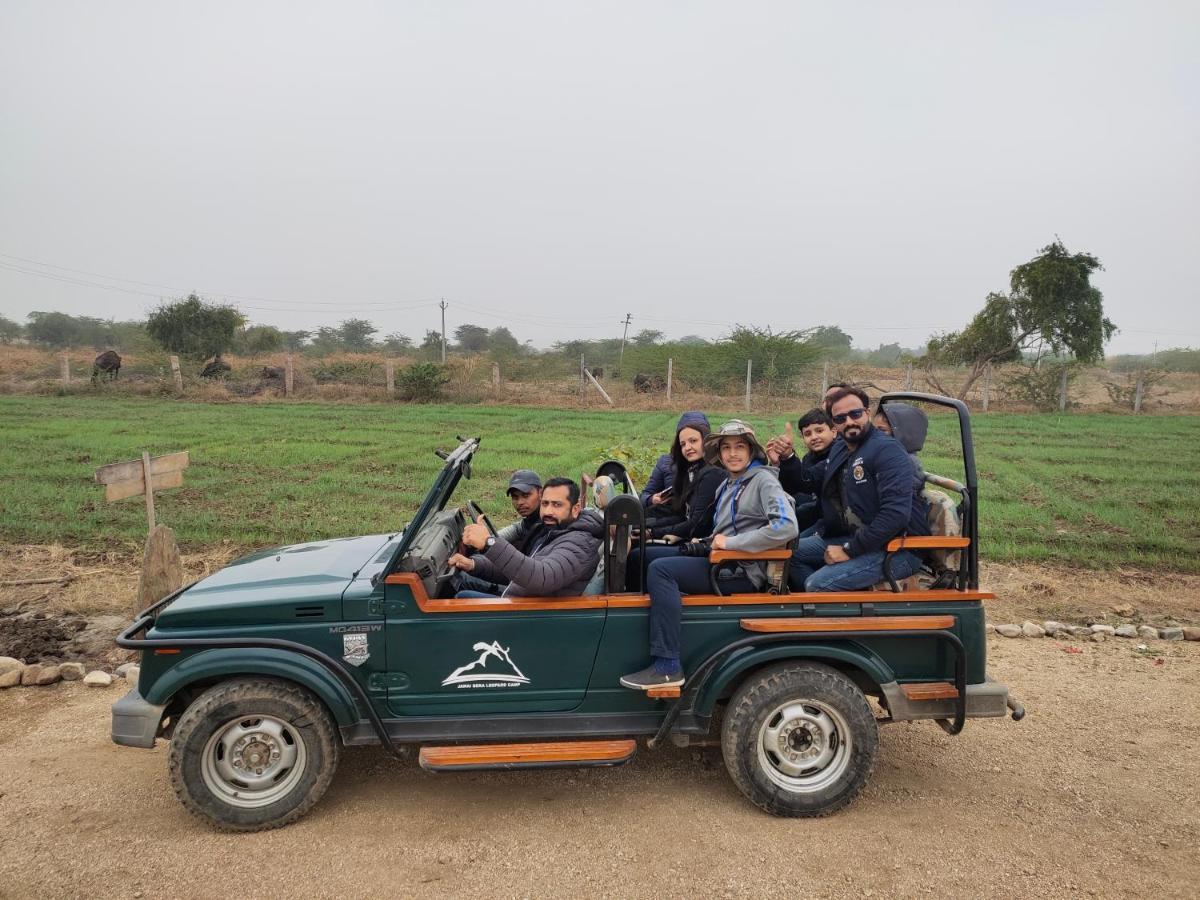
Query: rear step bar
419 739 638 772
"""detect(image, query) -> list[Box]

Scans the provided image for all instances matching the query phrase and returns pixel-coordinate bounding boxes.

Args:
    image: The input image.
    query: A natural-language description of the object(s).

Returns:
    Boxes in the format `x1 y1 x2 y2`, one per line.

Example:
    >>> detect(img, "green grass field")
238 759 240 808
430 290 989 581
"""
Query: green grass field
1 396 1198 571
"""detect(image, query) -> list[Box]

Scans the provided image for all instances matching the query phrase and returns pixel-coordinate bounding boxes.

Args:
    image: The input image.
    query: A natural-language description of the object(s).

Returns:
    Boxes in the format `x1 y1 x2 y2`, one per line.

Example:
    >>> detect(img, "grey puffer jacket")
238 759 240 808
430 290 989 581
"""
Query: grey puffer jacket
470 509 604 597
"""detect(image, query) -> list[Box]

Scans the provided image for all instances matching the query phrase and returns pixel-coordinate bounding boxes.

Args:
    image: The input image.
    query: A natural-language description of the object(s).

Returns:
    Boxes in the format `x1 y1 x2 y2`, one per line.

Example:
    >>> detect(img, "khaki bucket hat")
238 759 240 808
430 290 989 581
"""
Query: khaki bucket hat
703 419 768 465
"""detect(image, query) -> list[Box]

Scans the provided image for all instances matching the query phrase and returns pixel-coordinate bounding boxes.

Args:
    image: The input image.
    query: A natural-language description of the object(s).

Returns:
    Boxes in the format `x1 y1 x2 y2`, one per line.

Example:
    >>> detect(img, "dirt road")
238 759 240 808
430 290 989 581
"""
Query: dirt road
1 637 1197 899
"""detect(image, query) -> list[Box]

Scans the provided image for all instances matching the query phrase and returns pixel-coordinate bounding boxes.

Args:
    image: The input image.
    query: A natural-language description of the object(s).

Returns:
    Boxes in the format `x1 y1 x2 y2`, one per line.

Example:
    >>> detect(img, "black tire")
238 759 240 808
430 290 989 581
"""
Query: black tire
167 678 340 832
721 662 877 817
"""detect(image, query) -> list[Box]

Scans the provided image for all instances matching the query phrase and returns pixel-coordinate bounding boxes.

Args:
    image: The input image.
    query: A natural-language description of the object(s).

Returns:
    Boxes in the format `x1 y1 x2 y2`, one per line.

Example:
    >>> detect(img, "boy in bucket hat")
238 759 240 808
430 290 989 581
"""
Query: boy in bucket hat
620 420 798 690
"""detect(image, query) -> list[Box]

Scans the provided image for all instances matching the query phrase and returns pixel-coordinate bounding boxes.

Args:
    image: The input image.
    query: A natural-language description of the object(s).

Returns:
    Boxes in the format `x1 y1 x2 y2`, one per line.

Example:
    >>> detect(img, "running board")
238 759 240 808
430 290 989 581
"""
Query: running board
419 739 638 772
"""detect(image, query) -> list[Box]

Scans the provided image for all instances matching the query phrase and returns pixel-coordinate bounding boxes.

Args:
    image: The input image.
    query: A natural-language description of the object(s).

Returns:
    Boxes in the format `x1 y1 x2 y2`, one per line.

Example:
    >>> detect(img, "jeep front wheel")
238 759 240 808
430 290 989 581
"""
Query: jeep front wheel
168 678 340 832
721 662 877 817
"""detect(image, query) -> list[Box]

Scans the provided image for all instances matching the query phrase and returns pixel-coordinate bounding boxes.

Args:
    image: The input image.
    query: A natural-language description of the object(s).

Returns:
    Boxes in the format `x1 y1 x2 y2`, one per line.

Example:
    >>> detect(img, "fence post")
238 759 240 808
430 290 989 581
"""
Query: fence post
580 354 585 389
981 364 991 413
584 368 613 405
666 358 673 402
169 355 183 392
385 360 395 396
491 362 500 386
1133 371 1145 414
904 362 913 391
1058 367 1069 412
745 360 753 412
60 354 70 386
820 360 829 398
285 354 294 397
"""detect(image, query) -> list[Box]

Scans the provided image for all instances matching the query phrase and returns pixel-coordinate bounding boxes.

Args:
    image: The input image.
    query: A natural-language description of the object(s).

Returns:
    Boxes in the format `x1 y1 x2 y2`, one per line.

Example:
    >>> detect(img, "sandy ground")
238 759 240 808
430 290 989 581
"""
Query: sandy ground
0 637 1197 899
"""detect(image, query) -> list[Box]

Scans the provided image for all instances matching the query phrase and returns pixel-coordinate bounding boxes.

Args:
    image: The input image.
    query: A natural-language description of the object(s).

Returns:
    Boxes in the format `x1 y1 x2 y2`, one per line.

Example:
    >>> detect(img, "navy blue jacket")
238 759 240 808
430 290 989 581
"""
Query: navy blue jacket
789 426 929 556
640 454 674 506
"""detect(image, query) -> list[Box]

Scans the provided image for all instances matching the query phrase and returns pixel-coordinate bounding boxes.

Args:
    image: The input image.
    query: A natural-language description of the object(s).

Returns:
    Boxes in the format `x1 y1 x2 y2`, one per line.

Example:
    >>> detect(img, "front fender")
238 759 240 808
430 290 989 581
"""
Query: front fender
691 641 896 718
143 648 361 728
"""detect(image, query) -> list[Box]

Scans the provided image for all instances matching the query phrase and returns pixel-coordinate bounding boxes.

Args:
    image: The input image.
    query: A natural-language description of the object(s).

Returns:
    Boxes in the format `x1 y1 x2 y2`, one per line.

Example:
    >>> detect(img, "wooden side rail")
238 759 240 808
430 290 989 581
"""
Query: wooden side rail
885 536 970 552
708 548 792 563
900 682 959 701
419 740 637 769
741 615 956 633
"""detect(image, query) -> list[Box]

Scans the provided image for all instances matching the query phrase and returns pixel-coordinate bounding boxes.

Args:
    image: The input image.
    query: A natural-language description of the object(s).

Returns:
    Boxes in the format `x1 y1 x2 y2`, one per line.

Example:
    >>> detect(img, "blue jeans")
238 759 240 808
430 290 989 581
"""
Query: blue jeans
626 544 685 591
455 589 500 599
789 534 922 593
456 573 503 595
647 556 755 660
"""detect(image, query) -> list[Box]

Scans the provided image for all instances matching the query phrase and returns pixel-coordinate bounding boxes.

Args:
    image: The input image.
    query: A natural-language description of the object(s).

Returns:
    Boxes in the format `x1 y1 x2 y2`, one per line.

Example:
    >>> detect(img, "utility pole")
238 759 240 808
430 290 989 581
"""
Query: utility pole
439 299 448 364
618 312 632 373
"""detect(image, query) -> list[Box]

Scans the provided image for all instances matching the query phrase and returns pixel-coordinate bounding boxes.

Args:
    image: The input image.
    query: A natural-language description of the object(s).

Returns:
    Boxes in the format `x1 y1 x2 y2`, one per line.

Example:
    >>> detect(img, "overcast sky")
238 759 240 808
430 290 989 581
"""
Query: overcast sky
1 1 1196 354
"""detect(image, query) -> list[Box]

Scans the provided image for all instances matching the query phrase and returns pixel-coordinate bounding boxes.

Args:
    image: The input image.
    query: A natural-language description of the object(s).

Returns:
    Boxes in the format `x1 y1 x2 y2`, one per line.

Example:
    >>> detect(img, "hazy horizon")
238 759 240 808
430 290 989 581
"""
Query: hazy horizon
3 2 1197 355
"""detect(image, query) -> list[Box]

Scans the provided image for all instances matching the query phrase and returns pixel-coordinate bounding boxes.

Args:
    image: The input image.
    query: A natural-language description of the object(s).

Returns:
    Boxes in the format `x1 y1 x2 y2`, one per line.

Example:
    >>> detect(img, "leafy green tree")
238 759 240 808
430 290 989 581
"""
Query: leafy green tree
381 332 415 354
145 294 246 359
281 330 310 351
809 325 853 358
676 335 709 346
487 326 521 358
236 325 284 357
26 311 89 347
632 329 664 347
0 314 25 343
307 326 344 355
454 323 489 354
337 318 378 351
921 240 1116 399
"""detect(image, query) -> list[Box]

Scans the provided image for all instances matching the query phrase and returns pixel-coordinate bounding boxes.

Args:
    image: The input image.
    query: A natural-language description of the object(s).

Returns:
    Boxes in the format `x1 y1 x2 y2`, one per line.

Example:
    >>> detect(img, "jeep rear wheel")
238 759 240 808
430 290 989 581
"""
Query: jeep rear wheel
721 662 877 817
168 678 340 832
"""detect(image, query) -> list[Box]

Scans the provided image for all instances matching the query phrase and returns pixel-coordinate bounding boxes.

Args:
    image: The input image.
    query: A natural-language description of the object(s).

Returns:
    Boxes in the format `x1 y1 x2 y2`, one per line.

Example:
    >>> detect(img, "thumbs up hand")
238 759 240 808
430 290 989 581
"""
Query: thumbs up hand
766 421 796 464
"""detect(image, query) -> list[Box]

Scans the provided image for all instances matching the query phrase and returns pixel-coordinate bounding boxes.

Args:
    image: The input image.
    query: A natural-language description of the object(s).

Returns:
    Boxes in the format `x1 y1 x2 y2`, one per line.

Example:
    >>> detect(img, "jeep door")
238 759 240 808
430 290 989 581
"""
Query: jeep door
381 583 607 716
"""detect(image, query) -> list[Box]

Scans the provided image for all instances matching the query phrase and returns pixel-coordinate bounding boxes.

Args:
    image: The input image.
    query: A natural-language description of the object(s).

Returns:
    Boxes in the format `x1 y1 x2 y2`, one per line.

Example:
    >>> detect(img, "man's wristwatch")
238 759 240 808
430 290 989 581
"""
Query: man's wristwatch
484 536 496 550
841 542 851 556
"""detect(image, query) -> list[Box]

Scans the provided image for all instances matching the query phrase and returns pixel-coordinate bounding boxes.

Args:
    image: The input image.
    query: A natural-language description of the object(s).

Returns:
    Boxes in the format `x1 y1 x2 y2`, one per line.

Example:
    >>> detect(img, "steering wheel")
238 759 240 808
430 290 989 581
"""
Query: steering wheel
466 501 498 537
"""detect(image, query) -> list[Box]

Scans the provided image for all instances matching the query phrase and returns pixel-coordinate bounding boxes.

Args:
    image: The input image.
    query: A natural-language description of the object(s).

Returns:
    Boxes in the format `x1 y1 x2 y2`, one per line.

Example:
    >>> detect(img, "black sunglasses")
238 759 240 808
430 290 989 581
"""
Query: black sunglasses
832 408 868 425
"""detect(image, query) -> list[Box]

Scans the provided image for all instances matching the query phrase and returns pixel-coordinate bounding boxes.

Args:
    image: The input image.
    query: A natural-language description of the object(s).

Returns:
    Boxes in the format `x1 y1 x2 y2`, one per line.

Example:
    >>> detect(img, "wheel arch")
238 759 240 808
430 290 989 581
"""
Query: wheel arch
144 648 361 729
692 642 894 718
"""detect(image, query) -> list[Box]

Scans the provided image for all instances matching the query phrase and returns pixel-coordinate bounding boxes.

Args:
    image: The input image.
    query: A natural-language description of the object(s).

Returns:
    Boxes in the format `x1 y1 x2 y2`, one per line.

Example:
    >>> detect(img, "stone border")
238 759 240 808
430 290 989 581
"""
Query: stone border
0 657 138 689
988 621 1199 642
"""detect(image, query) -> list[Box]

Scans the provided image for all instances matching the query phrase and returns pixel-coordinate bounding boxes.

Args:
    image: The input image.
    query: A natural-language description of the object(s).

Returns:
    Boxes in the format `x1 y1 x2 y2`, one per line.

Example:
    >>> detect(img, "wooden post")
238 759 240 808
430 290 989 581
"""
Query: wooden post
1058 367 1069 412
820 360 829 398
666 358 673 402
1133 371 1145 414
141 452 156 532
745 360 753 412
285 354 294 397
385 360 395 396
169 355 183 392
904 362 913 391
584 368 613 405
981 364 992 413
60 354 70 386
491 362 500 386
580 354 585 389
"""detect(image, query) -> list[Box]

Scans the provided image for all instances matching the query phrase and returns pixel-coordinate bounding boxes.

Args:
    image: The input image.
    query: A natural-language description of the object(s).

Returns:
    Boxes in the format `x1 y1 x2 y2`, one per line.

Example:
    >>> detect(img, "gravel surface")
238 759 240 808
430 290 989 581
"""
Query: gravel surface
1 637 1197 898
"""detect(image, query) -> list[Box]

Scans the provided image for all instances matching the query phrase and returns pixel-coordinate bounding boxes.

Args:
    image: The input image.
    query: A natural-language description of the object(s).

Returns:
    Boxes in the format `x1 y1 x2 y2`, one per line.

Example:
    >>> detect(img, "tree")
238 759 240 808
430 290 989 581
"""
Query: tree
237 325 284 357
632 328 664 347
487 326 521 358
921 240 1116 399
281 330 310 351
381 332 415 354
337 318 378 351
0 314 23 343
419 329 444 360
809 325 853 358
676 334 709 346
454 323 489 354
145 294 245 359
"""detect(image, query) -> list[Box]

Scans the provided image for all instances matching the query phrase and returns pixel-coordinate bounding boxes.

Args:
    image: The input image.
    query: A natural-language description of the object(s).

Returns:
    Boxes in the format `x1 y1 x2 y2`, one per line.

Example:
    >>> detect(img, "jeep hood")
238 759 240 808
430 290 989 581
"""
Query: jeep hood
155 534 399 628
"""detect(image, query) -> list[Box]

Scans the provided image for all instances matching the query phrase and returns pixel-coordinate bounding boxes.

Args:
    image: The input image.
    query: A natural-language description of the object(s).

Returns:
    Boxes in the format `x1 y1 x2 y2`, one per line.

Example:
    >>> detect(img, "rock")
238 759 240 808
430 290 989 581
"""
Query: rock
1091 624 1116 636
1090 632 1108 643
1022 621 1046 638
135 524 183 618
1114 625 1138 638
985 623 995 634
1112 603 1136 618
1182 627 1200 642
996 624 1022 638
1043 621 1066 636
1160 627 1184 641
1138 625 1160 640
83 670 112 687
0 667 23 688
123 665 140 685
67 615 128 658
20 665 43 686
0 656 23 675
34 665 61 686
59 662 86 681
115 662 139 678
1068 625 1093 637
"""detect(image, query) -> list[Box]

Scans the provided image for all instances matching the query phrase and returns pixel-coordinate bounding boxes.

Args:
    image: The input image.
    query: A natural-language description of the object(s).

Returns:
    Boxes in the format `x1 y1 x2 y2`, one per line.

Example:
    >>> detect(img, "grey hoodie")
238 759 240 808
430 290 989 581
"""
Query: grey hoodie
470 508 604 597
710 462 799 588
880 403 928 490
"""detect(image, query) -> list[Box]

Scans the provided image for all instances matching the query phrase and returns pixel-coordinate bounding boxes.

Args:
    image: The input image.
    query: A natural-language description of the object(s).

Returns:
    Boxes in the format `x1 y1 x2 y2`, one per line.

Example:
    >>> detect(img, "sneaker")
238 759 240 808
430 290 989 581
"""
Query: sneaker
619 665 685 691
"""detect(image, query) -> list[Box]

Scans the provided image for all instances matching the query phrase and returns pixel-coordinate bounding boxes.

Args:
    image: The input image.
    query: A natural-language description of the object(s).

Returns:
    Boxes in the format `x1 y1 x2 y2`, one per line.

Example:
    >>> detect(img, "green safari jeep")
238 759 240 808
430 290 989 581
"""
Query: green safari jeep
112 392 1023 831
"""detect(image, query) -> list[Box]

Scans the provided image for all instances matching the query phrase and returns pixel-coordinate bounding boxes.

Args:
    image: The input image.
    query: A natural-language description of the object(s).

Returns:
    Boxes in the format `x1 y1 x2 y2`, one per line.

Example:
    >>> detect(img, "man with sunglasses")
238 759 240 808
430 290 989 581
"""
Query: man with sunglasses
787 387 929 592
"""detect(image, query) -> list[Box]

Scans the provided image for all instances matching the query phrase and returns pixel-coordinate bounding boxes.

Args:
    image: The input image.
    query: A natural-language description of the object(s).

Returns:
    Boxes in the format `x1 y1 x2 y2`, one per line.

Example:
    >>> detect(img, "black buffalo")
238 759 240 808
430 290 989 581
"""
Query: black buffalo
92 350 122 381
200 356 232 378
633 372 666 393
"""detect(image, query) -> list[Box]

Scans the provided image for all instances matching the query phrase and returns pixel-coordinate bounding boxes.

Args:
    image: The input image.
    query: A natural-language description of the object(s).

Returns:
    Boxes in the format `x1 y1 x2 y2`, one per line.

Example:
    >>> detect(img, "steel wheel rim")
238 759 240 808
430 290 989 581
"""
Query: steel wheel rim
200 714 307 809
756 698 852 793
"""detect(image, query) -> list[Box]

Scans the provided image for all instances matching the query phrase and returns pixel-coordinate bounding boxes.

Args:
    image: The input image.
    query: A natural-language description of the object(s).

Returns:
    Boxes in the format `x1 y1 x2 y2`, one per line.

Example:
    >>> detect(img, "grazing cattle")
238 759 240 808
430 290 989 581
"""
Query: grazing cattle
633 372 666 393
92 350 122 381
261 366 283 380
200 356 232 378
591 366 604 379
